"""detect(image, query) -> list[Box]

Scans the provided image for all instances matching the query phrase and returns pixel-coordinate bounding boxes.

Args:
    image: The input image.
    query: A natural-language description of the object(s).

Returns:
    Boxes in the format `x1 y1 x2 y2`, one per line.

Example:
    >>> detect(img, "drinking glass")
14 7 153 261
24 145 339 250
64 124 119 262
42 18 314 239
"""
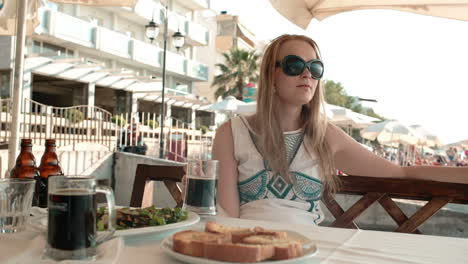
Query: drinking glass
0 178 35 233
45 176 116 261
183 160 219 215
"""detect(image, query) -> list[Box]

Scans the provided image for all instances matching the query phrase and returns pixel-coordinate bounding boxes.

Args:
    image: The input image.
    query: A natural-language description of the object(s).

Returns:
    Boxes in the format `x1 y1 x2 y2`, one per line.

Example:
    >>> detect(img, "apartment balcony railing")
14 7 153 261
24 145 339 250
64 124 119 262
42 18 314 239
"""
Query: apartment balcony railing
97 27 132 58
40 9 96 48
167 11 188 36
187 20 209 46
132 40 162 68
183 0 210 10
165 51 187 76
132 2 209 47
187 59 208 81
37 9 208 81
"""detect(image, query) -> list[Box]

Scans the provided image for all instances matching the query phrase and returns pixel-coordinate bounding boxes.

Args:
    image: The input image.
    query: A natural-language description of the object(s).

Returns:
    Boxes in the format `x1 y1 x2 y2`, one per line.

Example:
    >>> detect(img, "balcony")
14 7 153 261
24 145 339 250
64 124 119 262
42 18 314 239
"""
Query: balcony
165 51 187 76
167 11 188 36
40 9 96 48
132 40 162 68
97 27 132 58
133 0 163 24
180 0 210 10
186 59 208 81
36 9 208 83
187 21 209 46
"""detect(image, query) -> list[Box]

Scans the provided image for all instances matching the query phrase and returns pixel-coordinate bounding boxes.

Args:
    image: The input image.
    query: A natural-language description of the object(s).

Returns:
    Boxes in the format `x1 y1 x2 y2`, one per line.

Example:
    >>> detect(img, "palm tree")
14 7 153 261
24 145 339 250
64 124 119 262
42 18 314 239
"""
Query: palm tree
212 49 259 100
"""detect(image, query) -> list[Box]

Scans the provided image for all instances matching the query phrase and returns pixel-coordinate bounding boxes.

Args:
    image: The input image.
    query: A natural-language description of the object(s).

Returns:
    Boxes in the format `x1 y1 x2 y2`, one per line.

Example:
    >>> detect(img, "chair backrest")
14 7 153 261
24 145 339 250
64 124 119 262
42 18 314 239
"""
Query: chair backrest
130 164 185 208
321 175 468 234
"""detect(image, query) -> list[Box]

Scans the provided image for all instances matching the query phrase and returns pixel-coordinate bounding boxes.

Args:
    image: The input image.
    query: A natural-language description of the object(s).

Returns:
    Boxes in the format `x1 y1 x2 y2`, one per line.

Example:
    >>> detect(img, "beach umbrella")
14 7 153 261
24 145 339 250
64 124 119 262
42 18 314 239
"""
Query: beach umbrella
409 125 442 147
444 139 468 149
3 0 137 172
269 0 468 30
327 103 380 129
361 120 419 145
205 96 247 114
237 101 257 114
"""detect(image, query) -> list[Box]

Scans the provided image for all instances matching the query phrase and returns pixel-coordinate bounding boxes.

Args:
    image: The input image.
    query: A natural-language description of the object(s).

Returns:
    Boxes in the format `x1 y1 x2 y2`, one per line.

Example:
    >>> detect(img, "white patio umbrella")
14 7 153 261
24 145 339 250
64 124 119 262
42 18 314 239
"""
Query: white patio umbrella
236 101 257 114
205 96 247 114
361 120 419 146
444 139 468 149
269 0 468 30
409 125 442 147
327 103 380 129
3 0 137 171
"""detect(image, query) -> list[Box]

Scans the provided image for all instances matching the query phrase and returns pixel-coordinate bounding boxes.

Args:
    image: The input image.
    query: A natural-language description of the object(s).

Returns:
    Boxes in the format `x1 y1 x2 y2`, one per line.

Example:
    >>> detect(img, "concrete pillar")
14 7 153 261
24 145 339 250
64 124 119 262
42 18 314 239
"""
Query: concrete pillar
22 71 32 112
165 104 172 127
131 94 138 114
191 109 196 129
87 82 95 108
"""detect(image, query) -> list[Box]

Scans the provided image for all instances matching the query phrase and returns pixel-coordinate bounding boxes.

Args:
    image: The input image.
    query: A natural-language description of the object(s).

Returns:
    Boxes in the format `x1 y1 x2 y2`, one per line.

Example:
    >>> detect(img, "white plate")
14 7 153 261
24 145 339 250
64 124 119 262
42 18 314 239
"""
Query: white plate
161 229 319 264
30 209 200 237
115 211 200 236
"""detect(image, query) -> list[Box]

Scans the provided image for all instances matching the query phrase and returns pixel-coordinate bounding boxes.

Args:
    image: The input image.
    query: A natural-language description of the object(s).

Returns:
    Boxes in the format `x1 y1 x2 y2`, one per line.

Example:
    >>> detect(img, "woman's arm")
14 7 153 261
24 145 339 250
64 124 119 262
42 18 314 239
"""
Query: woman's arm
212 121 241 217
326 123 468 184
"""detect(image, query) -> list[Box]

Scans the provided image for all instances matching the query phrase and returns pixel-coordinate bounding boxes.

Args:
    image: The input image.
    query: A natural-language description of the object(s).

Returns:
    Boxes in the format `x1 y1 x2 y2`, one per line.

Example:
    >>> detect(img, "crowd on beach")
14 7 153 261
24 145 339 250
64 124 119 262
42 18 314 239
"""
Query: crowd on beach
370 145 468 167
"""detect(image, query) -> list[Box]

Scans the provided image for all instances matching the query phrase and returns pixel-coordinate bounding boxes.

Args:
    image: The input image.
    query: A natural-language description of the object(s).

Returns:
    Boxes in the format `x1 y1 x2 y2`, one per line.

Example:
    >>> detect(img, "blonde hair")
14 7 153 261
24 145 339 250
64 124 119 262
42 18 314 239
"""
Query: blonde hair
253 34 337 193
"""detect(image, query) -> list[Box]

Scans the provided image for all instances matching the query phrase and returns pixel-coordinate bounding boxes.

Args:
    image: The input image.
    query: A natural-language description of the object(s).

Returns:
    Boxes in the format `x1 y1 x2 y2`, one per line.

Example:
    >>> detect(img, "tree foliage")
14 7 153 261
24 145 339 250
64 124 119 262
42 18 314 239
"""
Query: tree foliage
212 49 259 100
323 79 385 120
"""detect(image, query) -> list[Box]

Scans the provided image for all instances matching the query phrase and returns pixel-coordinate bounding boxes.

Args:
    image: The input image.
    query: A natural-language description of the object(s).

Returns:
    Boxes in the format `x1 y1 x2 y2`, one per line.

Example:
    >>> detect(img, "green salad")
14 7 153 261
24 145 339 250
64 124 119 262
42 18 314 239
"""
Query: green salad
97 206 188 231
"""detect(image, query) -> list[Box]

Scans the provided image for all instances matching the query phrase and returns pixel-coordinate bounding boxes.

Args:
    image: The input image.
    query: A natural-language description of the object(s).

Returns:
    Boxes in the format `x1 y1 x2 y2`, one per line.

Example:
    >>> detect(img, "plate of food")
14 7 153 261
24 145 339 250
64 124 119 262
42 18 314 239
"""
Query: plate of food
31 206 200 237
161 221 318 264
99 206 200 236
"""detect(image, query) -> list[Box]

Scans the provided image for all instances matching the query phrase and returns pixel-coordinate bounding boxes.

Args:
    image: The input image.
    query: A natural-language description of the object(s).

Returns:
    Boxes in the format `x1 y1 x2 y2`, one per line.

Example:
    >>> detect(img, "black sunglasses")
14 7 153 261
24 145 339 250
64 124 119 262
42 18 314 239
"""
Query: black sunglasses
276 55 324 79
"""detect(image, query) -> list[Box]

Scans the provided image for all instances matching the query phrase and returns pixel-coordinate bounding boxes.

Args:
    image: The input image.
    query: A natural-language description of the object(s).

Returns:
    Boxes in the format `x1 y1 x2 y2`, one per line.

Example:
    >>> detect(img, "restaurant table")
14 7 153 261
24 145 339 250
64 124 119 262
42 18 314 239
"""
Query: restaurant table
1 215 468 264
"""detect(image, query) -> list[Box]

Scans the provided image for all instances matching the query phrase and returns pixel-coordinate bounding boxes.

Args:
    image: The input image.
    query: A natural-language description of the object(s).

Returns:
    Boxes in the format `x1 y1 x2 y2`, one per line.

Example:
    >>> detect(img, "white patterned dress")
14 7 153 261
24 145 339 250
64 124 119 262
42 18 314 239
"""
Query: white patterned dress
231 116 325 225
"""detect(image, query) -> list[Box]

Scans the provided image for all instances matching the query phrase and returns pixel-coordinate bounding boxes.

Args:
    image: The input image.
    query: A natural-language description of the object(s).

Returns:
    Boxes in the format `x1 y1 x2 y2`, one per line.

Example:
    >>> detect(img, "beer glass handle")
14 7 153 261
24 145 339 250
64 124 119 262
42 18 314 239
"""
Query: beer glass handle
96 186 116 245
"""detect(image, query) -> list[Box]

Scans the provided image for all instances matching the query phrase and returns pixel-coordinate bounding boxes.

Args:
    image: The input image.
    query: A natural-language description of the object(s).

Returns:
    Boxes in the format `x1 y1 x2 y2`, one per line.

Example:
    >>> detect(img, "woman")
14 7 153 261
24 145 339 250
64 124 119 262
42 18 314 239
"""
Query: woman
211 34 468 225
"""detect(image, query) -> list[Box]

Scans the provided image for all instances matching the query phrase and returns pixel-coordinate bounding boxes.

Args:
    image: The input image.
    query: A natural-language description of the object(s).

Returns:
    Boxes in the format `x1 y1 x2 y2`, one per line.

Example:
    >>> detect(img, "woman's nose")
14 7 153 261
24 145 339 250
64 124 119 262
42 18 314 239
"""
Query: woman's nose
300 67 312 78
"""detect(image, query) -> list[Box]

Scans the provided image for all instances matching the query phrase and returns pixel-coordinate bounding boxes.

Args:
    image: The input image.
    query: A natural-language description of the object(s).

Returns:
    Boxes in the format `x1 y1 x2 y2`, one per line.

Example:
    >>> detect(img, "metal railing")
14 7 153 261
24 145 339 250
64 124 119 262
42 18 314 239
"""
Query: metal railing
0 98 213 162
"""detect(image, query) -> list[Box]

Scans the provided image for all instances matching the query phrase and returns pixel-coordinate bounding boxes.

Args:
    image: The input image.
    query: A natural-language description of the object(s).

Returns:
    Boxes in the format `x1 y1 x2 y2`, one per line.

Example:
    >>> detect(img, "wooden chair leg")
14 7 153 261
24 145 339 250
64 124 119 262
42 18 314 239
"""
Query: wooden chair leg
378 195 422 234
164 181 183 208
395 196 452 233
322 191 358 229
331 192 385 228
130 166 148 207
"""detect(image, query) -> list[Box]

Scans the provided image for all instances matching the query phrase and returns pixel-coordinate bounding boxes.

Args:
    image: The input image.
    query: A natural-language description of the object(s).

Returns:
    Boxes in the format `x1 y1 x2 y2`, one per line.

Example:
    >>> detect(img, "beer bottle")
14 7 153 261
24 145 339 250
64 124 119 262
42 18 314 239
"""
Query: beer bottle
37 139 64 208
10 138 40 206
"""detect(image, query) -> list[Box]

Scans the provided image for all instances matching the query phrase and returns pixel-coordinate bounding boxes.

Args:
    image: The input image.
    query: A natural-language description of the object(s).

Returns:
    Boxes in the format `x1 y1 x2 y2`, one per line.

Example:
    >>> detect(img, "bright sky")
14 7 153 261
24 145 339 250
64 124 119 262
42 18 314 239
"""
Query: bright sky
211 0 468 145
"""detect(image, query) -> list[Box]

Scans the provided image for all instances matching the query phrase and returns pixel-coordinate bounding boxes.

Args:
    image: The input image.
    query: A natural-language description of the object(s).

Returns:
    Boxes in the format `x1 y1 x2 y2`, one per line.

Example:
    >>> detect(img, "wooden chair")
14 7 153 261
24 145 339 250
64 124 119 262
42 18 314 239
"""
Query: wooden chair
321 175 468 234
130 164 184 208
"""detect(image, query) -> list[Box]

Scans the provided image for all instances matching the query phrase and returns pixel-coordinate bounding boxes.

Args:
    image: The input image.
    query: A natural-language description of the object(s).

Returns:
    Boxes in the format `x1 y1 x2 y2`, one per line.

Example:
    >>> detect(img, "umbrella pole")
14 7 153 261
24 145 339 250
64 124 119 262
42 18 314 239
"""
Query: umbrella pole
7 0 28 174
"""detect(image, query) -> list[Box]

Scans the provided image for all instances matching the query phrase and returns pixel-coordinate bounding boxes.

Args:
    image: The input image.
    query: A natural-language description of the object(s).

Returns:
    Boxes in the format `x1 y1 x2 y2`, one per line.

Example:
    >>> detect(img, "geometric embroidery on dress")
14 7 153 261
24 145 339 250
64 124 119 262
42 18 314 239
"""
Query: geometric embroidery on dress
291 171 322 202
238 169 268 204
267 174 292 199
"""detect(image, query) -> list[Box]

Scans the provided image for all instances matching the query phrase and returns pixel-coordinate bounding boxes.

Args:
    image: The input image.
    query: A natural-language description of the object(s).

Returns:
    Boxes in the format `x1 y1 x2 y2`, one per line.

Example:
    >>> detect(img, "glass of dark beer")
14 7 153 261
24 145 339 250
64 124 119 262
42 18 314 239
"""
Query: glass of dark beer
183 160 219 215
45 176 116 261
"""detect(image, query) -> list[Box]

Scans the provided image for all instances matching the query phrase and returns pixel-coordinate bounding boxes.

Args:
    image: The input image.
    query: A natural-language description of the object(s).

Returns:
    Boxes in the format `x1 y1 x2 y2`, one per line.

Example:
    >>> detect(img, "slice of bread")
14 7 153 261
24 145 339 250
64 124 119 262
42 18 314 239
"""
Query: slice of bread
172 230 231 257
242 235 303 260
203 242 275 263
205 221 256 243
253 226 288 239
172 222 304 262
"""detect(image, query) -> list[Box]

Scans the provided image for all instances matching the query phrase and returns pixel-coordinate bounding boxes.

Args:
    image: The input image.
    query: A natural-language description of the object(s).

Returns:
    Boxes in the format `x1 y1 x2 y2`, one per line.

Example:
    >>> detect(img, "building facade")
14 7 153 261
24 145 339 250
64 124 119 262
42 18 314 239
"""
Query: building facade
0 0 215 129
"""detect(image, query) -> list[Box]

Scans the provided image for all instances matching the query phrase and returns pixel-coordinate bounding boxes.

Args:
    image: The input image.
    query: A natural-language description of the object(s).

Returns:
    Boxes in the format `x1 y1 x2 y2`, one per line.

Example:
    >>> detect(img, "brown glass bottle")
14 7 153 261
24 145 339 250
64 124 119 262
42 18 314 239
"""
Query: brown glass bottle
10 138 40 206
37 139 64 208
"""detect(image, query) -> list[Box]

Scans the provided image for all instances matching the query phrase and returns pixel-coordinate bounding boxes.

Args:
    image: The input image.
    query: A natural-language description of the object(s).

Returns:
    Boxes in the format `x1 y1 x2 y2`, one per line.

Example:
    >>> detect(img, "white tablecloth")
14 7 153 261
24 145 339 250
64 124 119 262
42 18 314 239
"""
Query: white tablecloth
2 216 468 264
